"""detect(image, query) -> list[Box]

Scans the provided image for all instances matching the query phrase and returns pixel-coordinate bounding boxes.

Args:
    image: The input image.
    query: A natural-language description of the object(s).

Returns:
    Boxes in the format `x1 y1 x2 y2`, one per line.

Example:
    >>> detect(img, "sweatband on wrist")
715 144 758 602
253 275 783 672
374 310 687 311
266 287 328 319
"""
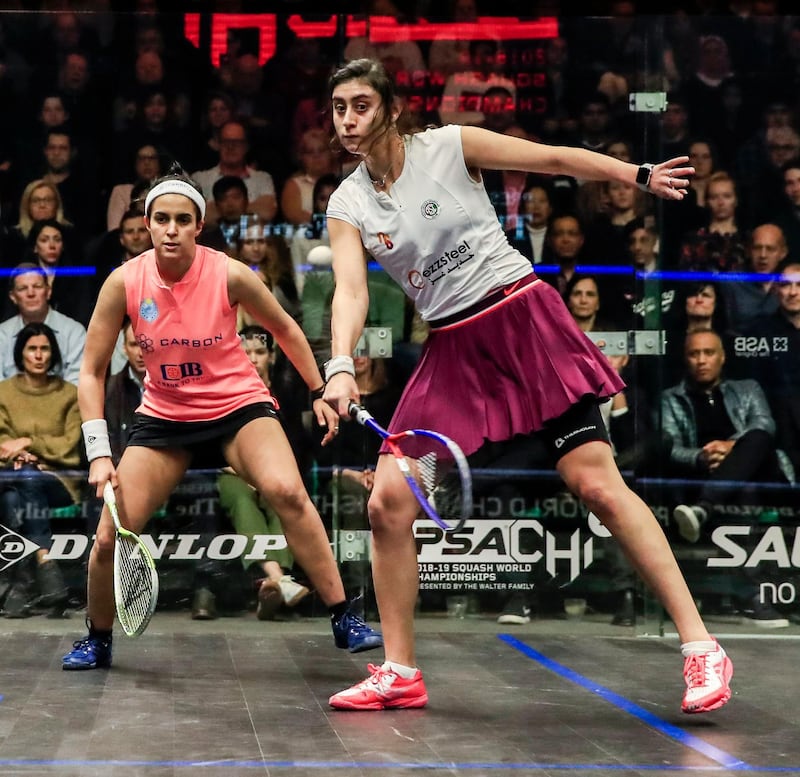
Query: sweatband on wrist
324 355 355 382
82 419 112 462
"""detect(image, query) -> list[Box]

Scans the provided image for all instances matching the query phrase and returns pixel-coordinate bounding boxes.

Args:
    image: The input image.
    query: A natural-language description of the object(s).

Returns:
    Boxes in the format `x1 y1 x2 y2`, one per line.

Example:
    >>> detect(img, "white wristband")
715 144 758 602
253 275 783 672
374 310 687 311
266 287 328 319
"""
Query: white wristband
82 419 112 462
324 355 355 382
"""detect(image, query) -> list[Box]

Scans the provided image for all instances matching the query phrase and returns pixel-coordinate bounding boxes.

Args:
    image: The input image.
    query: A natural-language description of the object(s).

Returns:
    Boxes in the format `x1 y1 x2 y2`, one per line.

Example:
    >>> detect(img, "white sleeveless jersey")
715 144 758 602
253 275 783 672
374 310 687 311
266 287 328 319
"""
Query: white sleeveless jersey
327 124 532 321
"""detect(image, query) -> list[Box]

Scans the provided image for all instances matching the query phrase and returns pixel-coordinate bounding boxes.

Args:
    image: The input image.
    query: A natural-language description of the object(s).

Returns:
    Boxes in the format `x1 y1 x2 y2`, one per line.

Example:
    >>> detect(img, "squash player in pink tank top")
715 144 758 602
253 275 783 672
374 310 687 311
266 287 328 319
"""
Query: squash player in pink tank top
62 167 383 671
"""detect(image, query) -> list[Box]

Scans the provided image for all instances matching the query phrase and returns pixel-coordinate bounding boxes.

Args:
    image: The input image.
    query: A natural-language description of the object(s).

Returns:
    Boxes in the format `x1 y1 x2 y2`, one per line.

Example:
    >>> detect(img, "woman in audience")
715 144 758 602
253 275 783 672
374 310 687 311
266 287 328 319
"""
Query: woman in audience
0 322 81 617
679 171 747 273
5 180 74 262
105 142 164 231
25 219 92 325
279 128 336 226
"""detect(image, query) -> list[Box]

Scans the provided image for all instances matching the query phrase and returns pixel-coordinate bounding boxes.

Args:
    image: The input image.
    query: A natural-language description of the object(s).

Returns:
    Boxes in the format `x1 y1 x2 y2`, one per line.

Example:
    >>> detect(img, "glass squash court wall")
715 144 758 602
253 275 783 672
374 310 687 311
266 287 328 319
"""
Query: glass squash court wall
2 10 797 630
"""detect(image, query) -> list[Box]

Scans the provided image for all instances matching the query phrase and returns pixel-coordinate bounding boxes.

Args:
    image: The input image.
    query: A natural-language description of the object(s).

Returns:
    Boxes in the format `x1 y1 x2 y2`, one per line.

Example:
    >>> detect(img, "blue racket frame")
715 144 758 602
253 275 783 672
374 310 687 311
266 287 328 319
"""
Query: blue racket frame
348 401 472 531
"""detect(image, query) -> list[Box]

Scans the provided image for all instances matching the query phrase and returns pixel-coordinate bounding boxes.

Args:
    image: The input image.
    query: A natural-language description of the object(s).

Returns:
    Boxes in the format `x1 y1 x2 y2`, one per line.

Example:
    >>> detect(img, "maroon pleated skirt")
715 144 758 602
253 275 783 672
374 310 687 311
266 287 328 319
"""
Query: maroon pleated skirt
387 276 625 457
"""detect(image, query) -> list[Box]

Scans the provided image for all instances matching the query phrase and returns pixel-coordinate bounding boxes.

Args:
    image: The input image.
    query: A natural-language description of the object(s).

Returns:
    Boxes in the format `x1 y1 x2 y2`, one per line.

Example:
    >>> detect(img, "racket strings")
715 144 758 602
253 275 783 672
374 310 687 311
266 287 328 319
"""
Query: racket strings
403 440 465 526
115 535 156 635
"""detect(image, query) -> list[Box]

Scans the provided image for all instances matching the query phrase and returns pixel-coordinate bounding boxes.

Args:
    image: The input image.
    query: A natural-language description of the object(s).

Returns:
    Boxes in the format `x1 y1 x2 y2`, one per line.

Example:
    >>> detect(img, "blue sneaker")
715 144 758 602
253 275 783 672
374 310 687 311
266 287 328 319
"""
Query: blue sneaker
62 634 113 670
332 609 383 653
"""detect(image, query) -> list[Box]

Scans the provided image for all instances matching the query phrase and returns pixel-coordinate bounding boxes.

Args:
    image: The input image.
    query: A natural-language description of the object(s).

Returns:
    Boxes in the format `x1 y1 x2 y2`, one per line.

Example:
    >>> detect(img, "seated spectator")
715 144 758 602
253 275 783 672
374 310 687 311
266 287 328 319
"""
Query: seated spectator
16 91 72 180
192 120 277 226
0 264 86 384
663 327 793 527
542 213 588 295
723 223 786 337
217 325 310 621
0 322 81 617
4 179 77 262
40 127 99 239
744 262 800 477
663 281 727 386
687 138 718 209
774 157 800 258
90 208 153 294
279 127 336 227
678 171 747 273
584 179 650 264
748 125 800 228
197 175 250 255
564 274 614 333
25 219 94 326
112 86 183 179
234 216 301 330
506 180 555 266
191 90 235 172
105 142 164 231
611 217 679 331
662 329 792 628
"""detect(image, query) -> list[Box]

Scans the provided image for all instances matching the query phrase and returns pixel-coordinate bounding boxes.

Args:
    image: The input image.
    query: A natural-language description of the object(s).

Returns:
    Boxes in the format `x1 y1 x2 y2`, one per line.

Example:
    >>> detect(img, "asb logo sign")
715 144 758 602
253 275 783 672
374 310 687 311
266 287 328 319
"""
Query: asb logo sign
0 524 39 572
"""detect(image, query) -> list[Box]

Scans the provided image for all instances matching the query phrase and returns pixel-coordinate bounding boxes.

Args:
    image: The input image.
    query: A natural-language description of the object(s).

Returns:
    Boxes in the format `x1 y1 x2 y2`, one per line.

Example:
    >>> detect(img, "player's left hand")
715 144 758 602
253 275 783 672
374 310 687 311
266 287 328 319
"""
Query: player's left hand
650 156 694 200
314 398 340 446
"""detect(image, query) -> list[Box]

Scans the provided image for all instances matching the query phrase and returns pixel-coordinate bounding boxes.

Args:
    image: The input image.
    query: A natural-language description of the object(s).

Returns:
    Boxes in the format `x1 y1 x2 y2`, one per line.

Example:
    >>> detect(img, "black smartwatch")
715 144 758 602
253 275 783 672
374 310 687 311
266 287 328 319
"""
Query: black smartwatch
635 163 654 191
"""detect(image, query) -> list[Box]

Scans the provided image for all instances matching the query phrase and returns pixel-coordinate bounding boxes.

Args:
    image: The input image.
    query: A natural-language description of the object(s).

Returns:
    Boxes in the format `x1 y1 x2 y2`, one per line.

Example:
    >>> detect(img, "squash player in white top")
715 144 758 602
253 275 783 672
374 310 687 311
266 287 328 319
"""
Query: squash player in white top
323 58 732 715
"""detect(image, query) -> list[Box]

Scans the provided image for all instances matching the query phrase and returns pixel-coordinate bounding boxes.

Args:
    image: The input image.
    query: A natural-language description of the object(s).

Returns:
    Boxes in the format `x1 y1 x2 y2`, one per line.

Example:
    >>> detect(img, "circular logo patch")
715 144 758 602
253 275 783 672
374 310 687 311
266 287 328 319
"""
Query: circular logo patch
420 199 440 220
139 297 159 322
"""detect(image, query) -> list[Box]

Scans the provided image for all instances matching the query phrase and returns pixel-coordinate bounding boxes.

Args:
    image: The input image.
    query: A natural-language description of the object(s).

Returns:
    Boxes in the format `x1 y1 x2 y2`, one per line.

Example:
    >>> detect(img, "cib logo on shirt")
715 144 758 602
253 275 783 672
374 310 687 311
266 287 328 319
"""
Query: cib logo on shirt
160 362 203 380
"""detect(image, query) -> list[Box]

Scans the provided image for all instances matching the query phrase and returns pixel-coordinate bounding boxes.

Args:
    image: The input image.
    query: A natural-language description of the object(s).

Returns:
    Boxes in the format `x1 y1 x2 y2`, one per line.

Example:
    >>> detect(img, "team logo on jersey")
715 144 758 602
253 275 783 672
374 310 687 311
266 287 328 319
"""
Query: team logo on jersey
139 297 159 322
408 270 424 289
420 199 440 220
376 232 393 249
137 334 154 353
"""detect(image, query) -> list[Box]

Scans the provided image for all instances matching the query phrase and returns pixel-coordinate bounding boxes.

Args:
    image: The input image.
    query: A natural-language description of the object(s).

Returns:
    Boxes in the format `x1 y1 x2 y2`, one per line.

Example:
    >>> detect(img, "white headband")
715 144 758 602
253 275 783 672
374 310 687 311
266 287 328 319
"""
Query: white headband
144 180 206 220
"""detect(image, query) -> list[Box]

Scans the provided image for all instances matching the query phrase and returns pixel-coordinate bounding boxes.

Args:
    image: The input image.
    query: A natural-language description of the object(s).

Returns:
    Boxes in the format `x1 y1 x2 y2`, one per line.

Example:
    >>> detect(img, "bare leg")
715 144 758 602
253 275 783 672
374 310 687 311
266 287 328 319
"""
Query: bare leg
87 447 190 630
363 454 421 666
557 441 709 643
224 417 346 605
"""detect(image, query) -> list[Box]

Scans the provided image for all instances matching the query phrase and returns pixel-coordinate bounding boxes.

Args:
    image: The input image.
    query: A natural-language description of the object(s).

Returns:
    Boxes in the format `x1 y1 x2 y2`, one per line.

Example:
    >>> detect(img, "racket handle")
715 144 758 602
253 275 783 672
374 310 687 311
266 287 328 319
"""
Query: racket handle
103 481 116 506
349 401 371 425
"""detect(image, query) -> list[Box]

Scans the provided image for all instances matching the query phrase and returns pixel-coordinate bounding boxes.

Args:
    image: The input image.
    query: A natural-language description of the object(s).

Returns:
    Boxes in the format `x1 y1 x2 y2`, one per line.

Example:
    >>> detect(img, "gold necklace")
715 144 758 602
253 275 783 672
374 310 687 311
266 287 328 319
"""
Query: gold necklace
367 159 393 187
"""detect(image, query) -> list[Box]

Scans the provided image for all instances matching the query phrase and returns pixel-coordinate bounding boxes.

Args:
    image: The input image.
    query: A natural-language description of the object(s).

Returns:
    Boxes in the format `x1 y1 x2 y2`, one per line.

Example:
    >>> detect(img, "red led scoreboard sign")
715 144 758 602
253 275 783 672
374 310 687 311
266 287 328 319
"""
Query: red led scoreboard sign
183 14 559 67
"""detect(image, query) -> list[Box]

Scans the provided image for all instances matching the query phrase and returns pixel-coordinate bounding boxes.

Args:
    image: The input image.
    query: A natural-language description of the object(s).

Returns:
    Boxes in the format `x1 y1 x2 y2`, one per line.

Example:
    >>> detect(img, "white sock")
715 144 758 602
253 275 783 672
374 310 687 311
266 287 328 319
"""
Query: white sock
681 640 719 657
383 661 418 679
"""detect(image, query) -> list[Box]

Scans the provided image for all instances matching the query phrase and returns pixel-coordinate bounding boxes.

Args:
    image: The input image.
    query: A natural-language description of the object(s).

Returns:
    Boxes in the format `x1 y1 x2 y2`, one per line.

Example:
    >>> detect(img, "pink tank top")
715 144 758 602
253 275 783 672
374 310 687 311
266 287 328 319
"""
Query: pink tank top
123 246 274 421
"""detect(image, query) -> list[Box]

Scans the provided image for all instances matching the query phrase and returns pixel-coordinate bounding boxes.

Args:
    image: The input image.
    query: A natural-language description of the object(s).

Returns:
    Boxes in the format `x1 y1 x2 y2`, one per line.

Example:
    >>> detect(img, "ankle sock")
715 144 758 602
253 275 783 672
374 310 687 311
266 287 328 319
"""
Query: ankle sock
681 639 718 657
329 601 348 620
383 661 418 679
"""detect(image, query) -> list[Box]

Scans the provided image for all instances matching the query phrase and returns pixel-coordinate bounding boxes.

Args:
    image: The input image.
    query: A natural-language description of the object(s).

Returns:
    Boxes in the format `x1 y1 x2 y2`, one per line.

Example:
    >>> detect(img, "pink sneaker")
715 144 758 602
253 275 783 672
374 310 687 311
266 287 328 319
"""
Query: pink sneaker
682 640 733 713
329 663 429 710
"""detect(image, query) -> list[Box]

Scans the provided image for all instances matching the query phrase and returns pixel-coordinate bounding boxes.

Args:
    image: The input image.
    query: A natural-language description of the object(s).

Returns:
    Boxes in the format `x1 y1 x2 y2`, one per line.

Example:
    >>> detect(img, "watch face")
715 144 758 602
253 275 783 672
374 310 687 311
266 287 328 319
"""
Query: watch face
636 165 651 185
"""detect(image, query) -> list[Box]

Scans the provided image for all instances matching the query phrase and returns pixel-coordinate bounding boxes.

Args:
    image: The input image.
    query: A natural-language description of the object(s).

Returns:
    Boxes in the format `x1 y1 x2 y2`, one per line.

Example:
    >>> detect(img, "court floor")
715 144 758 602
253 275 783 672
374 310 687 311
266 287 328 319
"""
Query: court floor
1 611 798 777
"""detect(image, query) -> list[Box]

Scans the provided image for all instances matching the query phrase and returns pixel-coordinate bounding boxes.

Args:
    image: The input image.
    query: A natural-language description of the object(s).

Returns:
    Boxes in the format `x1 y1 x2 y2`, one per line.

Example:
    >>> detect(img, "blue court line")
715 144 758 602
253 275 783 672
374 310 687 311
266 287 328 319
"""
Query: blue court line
499 634 748 770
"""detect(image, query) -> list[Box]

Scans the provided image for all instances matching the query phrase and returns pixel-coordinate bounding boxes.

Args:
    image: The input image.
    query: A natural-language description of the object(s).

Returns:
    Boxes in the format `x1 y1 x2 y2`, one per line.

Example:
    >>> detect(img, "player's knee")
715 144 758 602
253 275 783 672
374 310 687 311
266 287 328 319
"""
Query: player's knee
571 476 618 516
92 531 115 560
259 481 307 517
366 486 410 533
